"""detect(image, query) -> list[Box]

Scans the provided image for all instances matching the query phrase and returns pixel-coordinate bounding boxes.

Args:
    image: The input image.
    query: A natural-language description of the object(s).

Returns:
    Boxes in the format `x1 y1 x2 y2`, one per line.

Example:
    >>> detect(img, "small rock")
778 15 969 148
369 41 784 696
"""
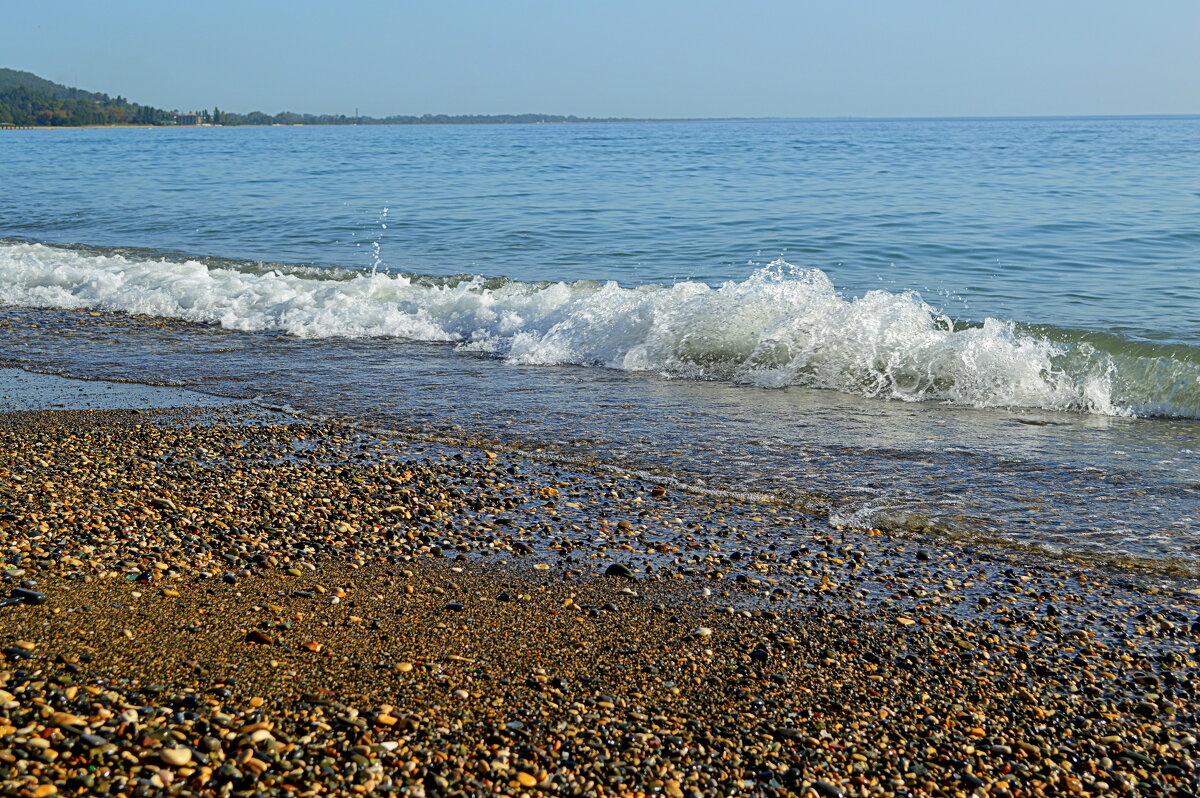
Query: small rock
1133 701 1158 718
160 747 192 767
812 781 843 798
604 563 635 579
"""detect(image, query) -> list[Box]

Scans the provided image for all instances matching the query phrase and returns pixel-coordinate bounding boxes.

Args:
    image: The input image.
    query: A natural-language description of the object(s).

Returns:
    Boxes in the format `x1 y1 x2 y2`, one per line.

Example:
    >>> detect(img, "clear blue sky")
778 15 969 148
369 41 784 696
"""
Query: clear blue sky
5 0 1197 118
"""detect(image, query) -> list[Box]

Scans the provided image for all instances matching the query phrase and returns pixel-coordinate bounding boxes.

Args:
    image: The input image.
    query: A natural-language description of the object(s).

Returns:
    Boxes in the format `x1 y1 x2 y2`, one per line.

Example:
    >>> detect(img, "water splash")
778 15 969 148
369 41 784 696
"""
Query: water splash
369 206 389 275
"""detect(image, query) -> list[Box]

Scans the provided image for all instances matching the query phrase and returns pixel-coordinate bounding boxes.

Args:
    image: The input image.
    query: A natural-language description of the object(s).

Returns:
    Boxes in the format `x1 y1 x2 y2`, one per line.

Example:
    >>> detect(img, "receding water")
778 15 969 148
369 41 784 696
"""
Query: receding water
1 118 1198 569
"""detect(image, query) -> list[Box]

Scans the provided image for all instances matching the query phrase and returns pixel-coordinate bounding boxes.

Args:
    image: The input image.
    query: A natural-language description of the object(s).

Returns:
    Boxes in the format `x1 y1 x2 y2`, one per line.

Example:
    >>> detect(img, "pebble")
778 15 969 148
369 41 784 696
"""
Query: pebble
160 748 192 767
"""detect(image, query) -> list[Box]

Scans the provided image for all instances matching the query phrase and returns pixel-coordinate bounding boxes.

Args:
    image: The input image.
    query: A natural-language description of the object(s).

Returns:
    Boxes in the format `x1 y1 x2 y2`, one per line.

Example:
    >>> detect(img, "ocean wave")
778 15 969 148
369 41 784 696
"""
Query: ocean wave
2 241 1197 418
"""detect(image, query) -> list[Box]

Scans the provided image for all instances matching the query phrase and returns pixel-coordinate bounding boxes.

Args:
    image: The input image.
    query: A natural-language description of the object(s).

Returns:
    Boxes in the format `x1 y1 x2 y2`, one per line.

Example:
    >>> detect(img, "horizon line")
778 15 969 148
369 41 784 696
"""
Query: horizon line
219 111 1200 123
157 112 1200 125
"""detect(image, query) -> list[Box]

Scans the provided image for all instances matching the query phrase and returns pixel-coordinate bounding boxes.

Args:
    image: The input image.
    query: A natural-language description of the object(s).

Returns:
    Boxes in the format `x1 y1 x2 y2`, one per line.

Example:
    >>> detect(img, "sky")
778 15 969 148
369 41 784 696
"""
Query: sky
4 0 1198 119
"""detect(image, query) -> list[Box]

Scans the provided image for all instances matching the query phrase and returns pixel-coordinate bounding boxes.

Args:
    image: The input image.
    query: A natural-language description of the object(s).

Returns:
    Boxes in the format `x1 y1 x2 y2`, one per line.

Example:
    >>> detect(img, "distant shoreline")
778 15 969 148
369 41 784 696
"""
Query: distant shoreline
3 113 1197 131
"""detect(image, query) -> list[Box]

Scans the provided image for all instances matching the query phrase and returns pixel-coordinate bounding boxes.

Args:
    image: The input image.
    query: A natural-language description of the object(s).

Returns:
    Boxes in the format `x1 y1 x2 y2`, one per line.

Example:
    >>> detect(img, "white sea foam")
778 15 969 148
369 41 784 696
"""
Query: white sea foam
1 241 1194 417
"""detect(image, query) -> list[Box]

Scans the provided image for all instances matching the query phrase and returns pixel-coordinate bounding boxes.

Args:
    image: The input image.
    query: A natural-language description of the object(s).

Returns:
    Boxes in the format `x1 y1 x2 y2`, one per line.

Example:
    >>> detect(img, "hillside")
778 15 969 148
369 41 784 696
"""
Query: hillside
0 68 168 126
0 68 78 96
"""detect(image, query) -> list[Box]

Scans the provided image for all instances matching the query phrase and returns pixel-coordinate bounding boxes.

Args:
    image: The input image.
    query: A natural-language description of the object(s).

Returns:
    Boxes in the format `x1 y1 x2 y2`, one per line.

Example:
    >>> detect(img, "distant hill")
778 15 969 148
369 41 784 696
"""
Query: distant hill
0 68 645 127
0 68 168 126
0 68 76 96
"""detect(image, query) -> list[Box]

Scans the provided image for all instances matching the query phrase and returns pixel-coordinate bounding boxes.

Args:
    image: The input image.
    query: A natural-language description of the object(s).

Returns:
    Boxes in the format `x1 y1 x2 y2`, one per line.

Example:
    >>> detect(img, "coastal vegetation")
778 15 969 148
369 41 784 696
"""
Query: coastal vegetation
0 68 638 127
0 69 166 126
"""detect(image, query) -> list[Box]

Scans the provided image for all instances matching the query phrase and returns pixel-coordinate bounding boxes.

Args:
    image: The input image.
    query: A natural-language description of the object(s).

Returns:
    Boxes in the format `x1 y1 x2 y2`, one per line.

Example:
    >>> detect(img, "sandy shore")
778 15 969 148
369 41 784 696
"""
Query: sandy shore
1 396 1198 797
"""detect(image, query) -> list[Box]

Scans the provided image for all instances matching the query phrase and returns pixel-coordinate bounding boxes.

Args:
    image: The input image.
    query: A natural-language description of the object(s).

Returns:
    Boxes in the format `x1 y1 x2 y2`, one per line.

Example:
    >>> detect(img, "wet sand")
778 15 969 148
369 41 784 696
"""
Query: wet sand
1 402 1198 797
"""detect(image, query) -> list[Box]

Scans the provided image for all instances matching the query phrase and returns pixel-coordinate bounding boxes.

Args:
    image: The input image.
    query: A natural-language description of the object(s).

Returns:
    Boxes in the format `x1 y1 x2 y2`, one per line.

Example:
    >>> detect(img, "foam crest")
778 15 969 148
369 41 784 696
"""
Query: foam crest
2 242 1196 417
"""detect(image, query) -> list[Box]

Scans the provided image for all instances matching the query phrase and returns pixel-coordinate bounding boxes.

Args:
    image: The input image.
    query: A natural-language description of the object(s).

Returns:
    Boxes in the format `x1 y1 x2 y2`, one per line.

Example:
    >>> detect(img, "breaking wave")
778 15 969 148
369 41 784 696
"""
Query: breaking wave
2 241 1197 418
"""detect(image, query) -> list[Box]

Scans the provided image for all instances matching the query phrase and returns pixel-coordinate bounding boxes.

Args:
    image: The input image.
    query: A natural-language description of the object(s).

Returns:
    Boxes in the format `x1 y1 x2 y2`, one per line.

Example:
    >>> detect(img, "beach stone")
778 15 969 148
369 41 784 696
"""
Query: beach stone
160 747 192 767
604 563 634 579
248 728 274 743
1134 701 1158 718
2 645 32 661
963 773 986 789
49 712 85 726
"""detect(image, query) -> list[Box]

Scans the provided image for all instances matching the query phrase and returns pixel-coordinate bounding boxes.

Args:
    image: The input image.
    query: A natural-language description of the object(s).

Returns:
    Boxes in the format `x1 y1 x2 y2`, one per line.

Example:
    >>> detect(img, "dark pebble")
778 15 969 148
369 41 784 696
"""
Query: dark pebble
604 563 635 579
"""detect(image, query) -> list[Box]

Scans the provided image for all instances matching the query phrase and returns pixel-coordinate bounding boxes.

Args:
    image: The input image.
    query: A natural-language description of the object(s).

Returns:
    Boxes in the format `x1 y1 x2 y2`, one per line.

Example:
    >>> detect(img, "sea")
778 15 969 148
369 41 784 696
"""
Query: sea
1 118 1197 573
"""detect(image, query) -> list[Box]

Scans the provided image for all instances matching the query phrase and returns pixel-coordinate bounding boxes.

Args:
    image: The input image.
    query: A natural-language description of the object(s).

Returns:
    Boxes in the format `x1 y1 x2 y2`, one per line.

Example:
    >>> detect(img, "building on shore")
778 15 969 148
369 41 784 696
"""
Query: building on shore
173 113 204 126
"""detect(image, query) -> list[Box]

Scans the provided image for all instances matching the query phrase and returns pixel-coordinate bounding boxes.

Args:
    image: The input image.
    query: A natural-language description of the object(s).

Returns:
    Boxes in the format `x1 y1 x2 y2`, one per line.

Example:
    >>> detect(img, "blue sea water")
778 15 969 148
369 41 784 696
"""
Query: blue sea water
1 118 1198 568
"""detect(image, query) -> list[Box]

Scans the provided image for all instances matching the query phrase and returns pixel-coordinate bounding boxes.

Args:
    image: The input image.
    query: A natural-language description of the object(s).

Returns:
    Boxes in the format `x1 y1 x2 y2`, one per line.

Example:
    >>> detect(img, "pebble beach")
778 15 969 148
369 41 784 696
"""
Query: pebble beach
1 393 1198 798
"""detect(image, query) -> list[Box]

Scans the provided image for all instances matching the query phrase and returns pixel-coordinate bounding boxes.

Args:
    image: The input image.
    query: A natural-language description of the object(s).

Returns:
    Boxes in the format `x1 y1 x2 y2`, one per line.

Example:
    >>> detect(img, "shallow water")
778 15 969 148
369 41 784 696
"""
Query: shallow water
1 118 1197 568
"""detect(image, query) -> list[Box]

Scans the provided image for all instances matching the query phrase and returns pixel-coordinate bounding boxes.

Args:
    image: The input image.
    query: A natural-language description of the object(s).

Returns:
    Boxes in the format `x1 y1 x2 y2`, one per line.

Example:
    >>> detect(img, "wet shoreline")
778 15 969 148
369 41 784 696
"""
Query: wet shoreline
1 402 1199 795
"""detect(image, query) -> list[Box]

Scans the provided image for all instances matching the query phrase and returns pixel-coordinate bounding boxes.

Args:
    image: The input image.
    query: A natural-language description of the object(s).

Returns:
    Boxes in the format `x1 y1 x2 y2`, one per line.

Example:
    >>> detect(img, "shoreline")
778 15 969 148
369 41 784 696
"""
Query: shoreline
4 114 1198 133
2 394 1199 795
5 363 1197 584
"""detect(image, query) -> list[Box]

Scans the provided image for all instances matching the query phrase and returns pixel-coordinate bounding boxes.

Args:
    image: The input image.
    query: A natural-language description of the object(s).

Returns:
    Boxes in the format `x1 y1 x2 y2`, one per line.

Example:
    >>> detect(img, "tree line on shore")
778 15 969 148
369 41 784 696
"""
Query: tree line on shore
0 70 164 126
0 68 637 127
